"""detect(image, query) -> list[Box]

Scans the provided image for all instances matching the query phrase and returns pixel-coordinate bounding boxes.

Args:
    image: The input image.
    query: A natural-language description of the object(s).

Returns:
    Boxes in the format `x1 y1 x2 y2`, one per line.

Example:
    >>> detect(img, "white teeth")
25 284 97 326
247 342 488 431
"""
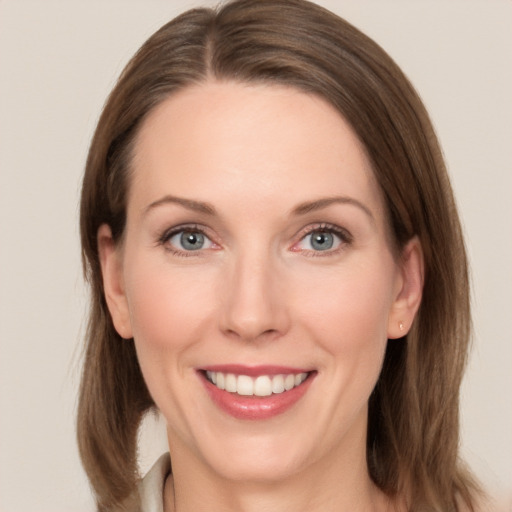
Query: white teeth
225 373 237 392
237 375 254 396
206 371 308 396
284 374 295 391
271 374 285 394
216 372 225 390
254 375 272 396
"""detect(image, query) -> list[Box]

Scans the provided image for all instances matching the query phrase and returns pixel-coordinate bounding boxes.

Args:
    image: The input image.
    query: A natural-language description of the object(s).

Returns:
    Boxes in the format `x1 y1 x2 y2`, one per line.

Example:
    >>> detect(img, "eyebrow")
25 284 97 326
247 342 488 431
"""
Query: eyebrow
144 195 216 216
144 194 374 222
291 196 374 222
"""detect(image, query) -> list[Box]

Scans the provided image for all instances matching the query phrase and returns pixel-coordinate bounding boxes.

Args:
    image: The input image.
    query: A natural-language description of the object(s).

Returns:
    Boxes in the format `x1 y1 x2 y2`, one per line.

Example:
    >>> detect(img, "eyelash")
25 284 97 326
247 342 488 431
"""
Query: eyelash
157 224 214 258
292 223 353 257
156 222 353 257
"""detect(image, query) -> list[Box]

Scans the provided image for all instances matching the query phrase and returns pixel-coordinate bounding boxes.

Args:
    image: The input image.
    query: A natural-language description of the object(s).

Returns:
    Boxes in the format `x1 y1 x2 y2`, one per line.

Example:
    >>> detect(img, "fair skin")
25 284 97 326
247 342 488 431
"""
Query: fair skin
99 81 423 512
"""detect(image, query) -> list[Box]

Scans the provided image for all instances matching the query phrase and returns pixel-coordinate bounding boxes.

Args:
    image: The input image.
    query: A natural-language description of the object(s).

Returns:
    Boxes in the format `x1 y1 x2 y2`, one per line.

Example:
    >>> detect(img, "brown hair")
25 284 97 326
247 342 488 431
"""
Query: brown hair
78 0 479 510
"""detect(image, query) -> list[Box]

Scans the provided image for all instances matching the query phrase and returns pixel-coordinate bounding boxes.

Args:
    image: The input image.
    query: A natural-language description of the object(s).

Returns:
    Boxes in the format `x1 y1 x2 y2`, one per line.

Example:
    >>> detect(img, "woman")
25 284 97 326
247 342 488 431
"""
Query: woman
77 0 482 510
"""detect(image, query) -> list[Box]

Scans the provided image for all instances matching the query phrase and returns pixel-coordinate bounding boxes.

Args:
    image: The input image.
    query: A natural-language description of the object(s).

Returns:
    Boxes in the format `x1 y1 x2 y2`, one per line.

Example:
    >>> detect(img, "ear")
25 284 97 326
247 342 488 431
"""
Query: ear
97 224 133 339
387 236 424 339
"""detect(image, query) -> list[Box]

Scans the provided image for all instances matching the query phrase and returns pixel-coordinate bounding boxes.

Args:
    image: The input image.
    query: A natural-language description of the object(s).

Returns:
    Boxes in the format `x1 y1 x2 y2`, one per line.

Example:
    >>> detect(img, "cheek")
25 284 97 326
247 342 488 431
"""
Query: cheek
302 261 394 338
122 254 218 383
295 256 396 382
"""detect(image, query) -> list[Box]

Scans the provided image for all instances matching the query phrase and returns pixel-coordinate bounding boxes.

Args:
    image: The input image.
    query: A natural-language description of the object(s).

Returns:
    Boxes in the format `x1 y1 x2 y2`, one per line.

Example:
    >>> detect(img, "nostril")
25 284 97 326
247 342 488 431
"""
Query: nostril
224 326 282 343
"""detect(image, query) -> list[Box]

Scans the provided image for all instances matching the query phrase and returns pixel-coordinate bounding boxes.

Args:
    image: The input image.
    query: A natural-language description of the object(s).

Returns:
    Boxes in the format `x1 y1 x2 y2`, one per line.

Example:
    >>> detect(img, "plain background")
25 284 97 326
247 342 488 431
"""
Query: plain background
0 1 510 510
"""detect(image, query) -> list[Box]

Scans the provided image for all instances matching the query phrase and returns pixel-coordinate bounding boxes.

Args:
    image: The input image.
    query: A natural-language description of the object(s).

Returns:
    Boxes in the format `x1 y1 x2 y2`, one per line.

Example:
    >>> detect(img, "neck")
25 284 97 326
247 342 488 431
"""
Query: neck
164 424 393 512
165 469 386 512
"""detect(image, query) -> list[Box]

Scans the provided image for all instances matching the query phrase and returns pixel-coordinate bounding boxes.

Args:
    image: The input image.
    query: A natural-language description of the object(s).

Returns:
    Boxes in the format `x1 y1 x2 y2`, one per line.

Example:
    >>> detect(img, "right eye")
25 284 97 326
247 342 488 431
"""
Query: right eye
160 227 216 255
297 229 342 252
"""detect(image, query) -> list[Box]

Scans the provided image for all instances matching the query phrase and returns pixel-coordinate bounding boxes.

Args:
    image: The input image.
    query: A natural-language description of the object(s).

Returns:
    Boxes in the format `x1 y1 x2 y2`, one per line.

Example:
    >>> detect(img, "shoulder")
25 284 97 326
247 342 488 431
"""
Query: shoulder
114 453 172 512
137 453 172 512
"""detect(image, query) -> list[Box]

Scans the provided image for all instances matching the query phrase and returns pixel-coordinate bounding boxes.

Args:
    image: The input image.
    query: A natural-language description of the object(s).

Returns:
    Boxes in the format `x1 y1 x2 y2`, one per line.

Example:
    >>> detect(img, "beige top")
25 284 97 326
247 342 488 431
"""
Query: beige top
138 453 171 512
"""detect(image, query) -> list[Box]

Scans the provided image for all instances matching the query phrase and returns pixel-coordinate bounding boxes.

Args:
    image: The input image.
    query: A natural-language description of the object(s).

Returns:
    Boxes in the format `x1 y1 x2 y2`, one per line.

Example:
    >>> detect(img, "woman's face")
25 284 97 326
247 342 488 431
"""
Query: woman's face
100 82 421 483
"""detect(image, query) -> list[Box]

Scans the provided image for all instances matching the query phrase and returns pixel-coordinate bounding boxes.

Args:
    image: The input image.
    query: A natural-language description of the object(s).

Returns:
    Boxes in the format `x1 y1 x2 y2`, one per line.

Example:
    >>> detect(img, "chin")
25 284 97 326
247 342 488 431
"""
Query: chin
206 443 309 484
190 419 330 484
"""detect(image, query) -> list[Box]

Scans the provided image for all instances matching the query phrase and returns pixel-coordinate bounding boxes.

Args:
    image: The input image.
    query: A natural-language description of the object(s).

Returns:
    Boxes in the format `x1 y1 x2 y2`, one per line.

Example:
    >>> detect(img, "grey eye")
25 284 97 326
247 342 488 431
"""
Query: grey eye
309 231 335 251
180 231 205 250
296 229 342 252
169 230 212 251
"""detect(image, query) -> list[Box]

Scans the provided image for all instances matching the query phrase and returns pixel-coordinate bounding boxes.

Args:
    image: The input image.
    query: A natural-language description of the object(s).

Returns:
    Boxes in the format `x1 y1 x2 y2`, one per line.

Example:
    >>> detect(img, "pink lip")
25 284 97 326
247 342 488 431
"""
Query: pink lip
201 364 311 377
198 367 316 420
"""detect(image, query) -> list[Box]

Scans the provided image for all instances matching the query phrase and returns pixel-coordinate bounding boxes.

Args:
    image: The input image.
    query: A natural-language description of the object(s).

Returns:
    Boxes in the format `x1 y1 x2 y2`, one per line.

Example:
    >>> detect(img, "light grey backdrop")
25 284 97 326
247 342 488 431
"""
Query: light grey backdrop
0 1 510 510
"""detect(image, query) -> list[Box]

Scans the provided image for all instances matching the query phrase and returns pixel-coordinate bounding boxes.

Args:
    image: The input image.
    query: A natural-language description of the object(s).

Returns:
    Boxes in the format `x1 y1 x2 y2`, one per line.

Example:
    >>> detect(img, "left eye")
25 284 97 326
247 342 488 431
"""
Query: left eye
297 230 342 252
168 230 214 251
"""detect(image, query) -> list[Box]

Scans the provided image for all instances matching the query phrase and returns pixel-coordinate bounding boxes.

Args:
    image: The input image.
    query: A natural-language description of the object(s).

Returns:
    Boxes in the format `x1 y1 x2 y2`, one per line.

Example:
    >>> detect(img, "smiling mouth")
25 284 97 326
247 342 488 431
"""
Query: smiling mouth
199 366 316 419
204 370 310 397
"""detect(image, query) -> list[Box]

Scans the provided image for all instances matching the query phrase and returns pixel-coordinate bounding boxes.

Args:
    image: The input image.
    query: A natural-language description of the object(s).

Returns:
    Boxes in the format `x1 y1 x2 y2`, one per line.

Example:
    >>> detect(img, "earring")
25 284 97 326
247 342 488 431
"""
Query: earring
399 322 405 332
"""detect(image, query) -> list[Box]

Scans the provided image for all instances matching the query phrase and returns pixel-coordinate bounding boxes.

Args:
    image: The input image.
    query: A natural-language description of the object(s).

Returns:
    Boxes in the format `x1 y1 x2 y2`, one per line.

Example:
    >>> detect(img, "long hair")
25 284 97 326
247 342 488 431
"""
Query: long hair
78 1 478 510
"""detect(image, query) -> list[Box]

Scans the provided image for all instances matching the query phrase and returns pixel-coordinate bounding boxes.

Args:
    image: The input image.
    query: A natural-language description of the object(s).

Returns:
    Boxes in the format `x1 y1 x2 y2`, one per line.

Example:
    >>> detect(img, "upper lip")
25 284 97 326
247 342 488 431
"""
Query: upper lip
199 364 313 377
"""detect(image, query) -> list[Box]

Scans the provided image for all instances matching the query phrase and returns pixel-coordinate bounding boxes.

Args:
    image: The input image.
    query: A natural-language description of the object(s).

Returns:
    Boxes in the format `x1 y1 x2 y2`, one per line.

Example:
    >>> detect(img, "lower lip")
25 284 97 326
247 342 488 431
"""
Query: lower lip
200 372 315 420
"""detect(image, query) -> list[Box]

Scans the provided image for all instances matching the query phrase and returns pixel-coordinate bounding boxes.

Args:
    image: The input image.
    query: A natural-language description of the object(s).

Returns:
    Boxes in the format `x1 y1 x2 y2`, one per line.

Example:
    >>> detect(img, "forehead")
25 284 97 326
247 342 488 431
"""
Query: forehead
130 81 385 221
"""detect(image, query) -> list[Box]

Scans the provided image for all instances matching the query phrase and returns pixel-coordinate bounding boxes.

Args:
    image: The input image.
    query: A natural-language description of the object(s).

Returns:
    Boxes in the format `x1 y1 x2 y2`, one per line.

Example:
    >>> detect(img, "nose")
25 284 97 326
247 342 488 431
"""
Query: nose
219 249 290 342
